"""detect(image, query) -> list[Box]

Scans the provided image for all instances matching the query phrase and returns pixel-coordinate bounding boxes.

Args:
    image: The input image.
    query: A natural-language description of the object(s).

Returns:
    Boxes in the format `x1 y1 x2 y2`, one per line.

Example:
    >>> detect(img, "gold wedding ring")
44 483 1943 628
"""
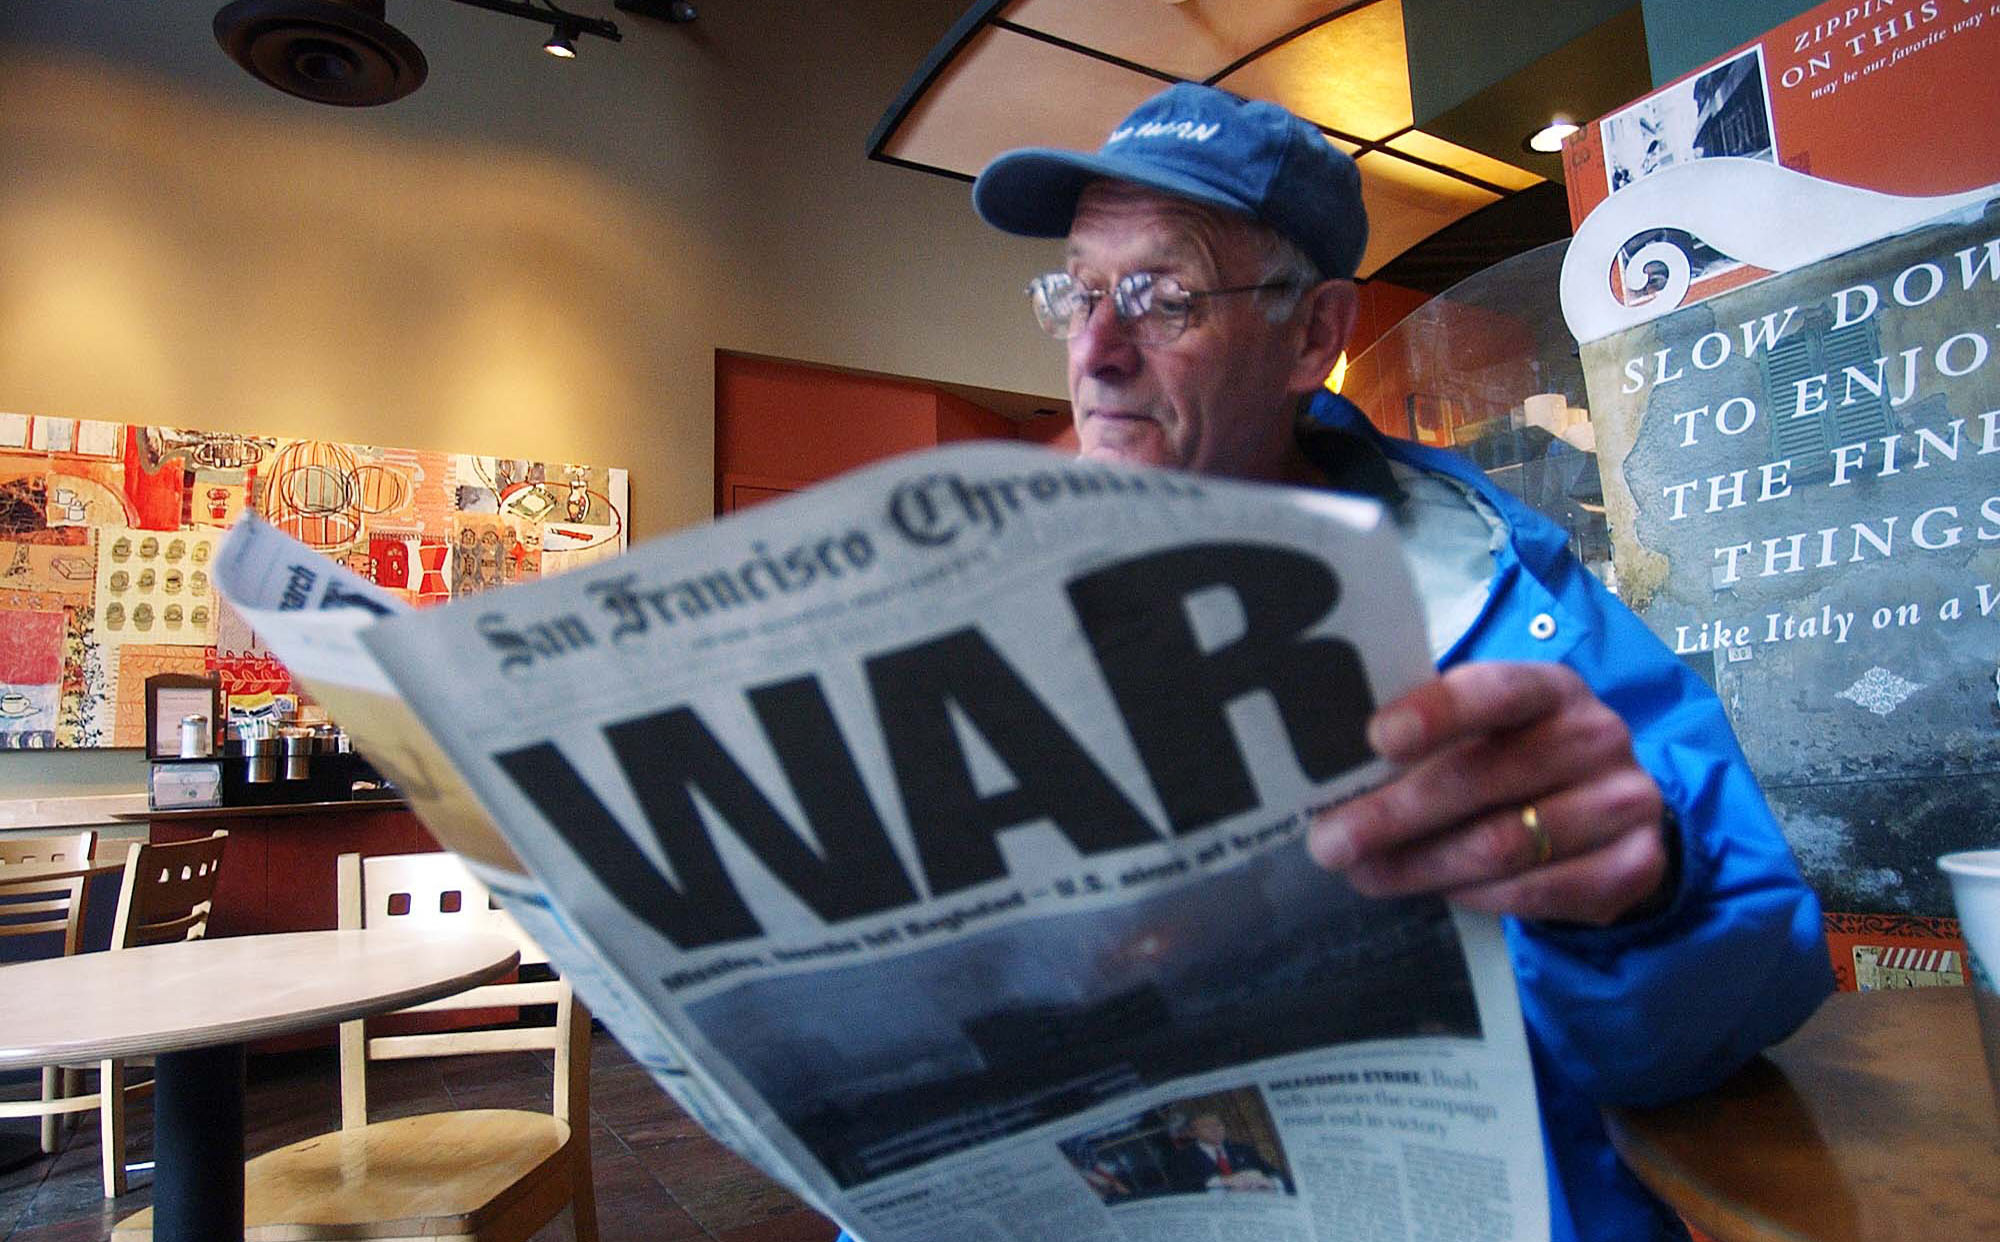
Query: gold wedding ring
1521 803 1553 867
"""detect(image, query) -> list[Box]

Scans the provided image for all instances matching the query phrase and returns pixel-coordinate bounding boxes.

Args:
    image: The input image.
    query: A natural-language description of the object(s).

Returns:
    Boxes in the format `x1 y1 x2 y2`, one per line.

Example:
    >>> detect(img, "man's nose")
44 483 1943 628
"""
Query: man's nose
1069 295 1140 379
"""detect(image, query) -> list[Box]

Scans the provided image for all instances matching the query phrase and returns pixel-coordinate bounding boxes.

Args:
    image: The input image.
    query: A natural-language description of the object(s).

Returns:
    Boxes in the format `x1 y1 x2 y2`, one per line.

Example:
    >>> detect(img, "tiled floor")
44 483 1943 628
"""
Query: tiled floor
0 1030 842 1242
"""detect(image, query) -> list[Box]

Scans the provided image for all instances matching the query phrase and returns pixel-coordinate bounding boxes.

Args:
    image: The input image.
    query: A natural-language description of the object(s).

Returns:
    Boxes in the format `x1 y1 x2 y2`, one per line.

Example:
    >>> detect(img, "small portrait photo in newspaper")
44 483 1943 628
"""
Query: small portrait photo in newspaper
1058 1085 1296 1205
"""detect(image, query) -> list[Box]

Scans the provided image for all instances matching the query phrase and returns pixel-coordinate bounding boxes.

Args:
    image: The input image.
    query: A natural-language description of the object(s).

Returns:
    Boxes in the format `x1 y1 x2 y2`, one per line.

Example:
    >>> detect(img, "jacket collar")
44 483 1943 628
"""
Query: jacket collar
1296 390 1572 571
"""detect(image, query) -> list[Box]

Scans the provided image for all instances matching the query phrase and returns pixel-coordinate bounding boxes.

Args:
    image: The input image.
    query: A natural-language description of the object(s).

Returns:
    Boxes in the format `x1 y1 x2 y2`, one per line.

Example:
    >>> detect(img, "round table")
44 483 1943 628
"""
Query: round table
1605 987 2000 1242
0 927 519 1242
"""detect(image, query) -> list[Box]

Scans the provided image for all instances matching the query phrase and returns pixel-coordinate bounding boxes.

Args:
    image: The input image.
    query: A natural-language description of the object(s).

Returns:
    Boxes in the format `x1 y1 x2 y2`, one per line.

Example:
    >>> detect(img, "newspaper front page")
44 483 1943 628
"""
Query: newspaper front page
216 442 1550 1242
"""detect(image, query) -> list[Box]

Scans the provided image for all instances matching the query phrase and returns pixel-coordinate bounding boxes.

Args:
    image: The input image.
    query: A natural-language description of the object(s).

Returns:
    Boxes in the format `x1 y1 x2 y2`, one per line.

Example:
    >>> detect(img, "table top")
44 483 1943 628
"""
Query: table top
1605 987 2000 1242
0 857 127 887
0 928 518 1067
109 797 409 822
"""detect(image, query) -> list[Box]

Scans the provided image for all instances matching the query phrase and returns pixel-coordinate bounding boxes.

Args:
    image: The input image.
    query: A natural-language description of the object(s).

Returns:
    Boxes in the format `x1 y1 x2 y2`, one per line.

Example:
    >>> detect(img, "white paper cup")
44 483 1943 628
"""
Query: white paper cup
1939 849 2000 1095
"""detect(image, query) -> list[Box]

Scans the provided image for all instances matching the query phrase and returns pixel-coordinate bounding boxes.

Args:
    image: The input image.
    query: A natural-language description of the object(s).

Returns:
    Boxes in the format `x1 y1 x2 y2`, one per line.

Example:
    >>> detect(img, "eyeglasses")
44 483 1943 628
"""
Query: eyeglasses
1026 271 1299 345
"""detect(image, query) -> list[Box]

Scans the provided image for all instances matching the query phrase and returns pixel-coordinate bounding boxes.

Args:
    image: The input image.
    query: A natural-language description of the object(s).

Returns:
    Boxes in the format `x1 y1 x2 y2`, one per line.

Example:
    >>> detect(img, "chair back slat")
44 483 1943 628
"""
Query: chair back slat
0 831 96 868
110 832 227 951
394 979 565 1013
365 1026 561 1061
345 852 547 965
336 851 579 1130
0 895 82 938
0 832 96 953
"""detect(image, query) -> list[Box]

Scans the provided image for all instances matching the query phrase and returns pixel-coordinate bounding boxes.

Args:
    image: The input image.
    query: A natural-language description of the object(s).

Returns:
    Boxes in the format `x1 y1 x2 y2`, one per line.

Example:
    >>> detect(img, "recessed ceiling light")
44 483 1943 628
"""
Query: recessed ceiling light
1525 121 1581 154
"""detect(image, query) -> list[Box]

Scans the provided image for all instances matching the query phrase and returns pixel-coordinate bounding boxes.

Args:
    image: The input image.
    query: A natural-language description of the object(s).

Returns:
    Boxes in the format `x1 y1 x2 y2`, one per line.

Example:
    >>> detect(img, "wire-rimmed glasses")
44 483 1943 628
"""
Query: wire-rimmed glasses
1026 271 1297 345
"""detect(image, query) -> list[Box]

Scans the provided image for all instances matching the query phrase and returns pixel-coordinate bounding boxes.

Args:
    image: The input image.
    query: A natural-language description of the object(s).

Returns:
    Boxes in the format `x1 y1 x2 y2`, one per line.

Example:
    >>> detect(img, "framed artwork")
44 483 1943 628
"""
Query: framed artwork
0 417 629 748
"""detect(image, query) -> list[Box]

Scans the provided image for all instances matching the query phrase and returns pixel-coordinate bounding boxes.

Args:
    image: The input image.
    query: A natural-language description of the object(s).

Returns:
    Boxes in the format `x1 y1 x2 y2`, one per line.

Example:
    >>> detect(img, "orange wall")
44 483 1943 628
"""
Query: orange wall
1351 280 1433 359
716 354 1053 511
1340 293 1539 444
936 391 1018 443
1017 415 1079 450
715 355 943 509
718 277 1435 506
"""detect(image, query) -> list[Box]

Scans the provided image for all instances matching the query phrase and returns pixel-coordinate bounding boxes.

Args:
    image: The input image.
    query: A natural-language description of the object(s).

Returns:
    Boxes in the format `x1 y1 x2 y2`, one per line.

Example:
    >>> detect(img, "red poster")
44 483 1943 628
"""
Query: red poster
1568 0 2000 229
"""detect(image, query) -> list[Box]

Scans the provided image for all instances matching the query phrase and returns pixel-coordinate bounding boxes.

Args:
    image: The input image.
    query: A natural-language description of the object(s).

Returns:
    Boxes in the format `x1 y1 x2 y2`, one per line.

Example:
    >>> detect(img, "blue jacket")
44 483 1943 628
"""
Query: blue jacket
1304 391 1831 1240
842 397 1831 1241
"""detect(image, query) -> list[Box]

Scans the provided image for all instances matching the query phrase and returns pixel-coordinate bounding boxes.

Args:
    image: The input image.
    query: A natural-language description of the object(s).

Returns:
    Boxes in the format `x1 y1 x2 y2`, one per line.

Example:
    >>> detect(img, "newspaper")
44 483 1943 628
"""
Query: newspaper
214 441 1550 1242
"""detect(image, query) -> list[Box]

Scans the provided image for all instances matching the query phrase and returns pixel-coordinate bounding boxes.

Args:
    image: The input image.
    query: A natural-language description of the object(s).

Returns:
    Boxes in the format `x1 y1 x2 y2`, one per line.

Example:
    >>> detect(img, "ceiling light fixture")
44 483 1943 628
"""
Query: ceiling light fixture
614 0 698 22
452 0 619 59
214 0 632 104
213 0 430 106
1525 120 1581 154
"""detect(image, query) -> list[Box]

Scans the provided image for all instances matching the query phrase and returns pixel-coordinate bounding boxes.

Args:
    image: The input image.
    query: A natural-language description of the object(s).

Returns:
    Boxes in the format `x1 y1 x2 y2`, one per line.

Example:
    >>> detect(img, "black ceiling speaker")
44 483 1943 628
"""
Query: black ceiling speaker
214 0 428 106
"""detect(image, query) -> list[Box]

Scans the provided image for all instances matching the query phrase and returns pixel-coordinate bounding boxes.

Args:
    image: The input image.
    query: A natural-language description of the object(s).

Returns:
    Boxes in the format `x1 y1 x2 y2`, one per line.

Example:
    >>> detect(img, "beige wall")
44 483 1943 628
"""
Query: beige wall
0 0 1069 798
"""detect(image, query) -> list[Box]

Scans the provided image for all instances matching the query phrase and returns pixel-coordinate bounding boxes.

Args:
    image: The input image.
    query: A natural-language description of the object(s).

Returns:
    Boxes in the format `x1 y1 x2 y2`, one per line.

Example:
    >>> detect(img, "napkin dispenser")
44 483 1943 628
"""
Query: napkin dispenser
148 758 224 810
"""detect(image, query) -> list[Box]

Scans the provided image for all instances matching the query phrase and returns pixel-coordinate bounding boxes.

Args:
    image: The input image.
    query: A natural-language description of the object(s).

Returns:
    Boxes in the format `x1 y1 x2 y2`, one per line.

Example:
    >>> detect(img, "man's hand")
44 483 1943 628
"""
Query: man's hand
1306 662 1671 926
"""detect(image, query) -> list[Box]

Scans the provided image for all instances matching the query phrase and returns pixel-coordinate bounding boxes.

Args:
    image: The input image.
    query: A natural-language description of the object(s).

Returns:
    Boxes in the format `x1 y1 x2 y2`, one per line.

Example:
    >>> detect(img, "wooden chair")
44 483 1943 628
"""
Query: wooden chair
99 830 229 1197
115 850 599 1242
0 830 98 1154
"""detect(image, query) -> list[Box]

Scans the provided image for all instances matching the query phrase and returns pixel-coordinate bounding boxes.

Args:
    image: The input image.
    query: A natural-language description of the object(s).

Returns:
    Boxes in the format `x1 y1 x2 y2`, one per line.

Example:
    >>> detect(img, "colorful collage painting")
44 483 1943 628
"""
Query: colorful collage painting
0 414 628 749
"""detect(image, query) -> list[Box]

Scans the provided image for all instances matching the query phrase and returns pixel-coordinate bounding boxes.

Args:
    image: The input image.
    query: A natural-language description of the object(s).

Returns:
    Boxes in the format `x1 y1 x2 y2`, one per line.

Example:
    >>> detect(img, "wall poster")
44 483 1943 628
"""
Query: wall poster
0 416 627 750
1560 0 2000 991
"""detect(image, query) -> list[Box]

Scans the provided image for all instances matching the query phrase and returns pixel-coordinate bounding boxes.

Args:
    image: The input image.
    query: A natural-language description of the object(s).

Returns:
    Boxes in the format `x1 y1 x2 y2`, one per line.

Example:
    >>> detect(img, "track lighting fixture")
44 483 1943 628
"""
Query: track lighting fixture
454 1 619 60
615 0 697 22
213 0 647 105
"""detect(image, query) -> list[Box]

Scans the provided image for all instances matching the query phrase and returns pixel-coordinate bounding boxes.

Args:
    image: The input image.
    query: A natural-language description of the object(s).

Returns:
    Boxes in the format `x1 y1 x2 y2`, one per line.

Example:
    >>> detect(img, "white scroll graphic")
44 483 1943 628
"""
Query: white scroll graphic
1560 158 1998 344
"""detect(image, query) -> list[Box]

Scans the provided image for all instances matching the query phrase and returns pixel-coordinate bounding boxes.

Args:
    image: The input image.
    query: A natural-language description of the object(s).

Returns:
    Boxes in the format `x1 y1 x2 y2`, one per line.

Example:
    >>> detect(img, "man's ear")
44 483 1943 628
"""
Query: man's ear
1287 279 1357 397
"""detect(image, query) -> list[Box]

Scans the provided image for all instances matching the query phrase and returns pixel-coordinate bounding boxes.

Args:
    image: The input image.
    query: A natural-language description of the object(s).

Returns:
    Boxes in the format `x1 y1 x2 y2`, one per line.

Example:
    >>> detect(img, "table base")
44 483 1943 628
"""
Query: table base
0 1130 49 1175
153 1043 244 1242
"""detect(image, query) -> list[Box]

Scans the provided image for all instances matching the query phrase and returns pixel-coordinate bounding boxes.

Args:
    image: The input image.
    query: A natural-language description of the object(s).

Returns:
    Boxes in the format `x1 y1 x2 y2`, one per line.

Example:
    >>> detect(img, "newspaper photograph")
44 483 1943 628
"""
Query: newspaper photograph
215 441 1551 1242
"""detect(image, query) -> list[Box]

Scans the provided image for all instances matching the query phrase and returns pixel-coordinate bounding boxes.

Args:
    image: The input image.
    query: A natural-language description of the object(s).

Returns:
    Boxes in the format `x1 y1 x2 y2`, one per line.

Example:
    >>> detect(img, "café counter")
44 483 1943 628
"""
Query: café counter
114 798 436 937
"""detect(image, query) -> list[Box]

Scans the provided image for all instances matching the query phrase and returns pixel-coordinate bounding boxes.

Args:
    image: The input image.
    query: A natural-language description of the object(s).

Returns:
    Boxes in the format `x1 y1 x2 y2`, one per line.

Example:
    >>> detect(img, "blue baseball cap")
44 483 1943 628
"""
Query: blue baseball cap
972 83 1368 280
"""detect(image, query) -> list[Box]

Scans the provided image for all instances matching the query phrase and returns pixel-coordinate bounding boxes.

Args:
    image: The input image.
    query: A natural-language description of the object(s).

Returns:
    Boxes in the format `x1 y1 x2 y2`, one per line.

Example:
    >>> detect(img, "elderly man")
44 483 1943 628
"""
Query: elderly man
858 84 1822 1242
